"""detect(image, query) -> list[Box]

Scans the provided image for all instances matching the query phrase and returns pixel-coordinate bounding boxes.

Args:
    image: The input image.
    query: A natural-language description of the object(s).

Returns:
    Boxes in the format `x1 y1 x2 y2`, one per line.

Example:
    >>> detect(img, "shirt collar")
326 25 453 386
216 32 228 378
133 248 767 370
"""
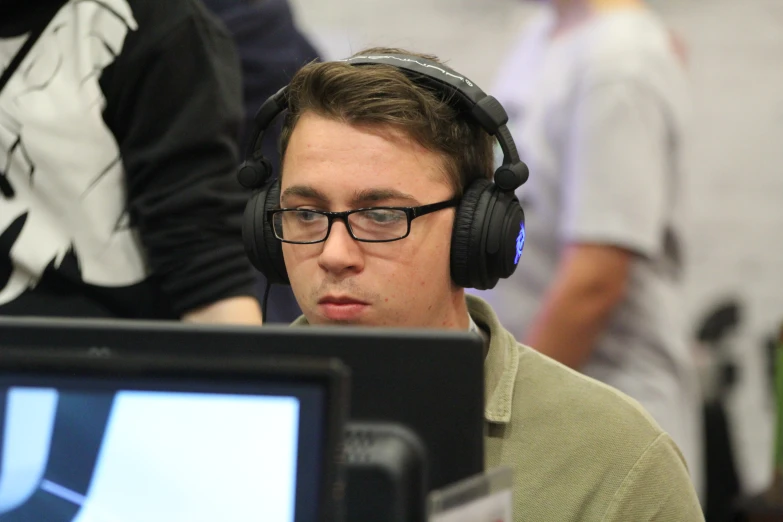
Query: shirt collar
465 295 519 425
468 314 481 335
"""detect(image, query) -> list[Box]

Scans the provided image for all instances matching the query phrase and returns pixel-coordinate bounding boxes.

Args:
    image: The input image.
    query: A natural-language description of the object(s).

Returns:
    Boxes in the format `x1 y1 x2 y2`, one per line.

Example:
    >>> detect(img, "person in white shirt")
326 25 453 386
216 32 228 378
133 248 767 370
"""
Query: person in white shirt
473 0 703 497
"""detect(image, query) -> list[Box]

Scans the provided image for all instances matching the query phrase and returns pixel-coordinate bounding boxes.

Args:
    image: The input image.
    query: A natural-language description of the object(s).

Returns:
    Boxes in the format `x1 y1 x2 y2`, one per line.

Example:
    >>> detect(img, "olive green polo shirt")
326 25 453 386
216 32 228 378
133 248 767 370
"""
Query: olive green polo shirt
292 295 704 521
470 295 703 521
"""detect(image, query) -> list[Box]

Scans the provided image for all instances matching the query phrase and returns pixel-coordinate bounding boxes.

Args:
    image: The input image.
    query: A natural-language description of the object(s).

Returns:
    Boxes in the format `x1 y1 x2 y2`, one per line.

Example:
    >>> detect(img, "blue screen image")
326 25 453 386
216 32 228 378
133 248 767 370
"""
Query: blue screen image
0 387 301 522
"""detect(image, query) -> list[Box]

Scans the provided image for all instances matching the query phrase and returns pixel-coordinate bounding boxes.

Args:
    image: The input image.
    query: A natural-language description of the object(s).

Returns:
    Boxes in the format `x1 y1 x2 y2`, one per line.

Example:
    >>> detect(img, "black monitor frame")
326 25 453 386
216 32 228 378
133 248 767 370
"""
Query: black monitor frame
0 349 349 522
0 316 485 491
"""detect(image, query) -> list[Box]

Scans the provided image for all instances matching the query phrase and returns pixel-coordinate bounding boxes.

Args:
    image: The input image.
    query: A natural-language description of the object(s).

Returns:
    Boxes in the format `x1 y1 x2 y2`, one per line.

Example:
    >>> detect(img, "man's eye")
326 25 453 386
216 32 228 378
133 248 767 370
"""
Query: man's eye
364 210 404 224
295 210 321 222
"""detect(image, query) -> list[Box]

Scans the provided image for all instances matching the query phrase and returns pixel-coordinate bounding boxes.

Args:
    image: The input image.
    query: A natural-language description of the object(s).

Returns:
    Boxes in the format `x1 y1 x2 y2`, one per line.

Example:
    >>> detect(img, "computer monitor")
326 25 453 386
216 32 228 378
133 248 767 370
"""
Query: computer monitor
0 350 348 522
0 316 485 491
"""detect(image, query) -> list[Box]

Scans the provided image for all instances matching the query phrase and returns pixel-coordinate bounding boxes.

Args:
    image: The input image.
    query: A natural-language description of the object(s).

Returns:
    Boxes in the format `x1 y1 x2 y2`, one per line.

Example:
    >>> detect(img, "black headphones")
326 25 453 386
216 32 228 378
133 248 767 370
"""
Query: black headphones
238 53 530 290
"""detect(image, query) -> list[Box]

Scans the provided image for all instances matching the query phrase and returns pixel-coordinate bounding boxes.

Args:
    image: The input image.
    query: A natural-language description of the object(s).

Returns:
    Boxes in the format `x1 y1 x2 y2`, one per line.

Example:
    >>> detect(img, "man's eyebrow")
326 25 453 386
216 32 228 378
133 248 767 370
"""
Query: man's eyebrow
280 185 329 205
351 188 420 206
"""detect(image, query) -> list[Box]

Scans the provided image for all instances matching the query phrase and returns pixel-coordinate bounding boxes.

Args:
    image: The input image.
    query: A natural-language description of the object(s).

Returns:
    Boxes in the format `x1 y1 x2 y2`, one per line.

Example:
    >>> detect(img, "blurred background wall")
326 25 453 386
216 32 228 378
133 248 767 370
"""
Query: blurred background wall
289 0 539 85
659 0 783 497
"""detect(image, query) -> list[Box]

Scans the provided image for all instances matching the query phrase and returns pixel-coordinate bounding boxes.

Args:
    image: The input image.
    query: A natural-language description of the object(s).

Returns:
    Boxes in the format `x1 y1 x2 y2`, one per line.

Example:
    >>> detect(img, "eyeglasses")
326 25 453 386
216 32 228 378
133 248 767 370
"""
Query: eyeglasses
268 198 460 244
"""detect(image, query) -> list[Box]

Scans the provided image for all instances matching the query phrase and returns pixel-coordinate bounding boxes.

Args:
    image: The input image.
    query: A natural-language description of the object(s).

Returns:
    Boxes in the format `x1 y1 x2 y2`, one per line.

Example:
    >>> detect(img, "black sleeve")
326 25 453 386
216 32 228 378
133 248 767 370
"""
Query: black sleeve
203 0 322 154
100 0 256 316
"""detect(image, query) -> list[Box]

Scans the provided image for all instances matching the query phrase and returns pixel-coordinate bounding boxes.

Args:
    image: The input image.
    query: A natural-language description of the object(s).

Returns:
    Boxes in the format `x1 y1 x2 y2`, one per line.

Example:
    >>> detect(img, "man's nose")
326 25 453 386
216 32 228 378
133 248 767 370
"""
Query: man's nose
317 220 364 276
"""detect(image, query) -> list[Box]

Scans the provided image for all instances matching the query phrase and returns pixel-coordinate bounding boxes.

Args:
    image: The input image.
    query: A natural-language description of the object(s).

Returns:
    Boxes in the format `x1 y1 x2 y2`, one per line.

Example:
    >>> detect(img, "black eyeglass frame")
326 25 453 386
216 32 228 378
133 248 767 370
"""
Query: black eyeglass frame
268 198 460 244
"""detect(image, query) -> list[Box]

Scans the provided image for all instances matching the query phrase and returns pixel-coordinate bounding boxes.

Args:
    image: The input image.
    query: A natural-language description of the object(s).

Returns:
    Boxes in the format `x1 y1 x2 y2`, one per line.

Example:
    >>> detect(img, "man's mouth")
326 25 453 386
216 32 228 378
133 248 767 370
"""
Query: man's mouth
317 295 369 321
318 295 368 305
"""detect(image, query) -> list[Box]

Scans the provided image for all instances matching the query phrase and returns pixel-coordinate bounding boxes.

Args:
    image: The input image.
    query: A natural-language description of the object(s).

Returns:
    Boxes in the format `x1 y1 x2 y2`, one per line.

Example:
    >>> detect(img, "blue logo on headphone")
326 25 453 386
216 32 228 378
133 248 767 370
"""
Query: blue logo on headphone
514 223 525 265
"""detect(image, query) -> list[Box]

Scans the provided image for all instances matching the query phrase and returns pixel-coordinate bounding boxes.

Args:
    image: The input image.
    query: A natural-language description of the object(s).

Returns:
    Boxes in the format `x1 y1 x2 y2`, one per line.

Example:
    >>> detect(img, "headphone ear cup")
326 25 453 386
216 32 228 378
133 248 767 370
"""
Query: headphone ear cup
242 182 290 285
450 179 493 289
450 179 527 290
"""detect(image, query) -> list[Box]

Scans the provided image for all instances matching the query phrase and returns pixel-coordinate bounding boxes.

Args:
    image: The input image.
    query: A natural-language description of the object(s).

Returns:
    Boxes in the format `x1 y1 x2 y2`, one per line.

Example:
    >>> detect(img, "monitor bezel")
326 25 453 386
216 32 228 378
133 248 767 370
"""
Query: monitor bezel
0 314 486 491
0 350 349 522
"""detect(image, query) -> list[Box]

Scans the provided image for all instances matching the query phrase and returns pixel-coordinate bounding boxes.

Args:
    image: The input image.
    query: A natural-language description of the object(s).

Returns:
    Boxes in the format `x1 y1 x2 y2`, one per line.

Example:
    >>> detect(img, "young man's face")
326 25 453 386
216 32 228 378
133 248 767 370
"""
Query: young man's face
280 112 464 328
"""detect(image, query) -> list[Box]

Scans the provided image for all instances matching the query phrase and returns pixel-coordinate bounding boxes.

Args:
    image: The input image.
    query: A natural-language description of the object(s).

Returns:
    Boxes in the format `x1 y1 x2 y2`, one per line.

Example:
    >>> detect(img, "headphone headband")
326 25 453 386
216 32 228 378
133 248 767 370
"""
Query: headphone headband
245 85 288 162
242 54 528 191
342 54 485 107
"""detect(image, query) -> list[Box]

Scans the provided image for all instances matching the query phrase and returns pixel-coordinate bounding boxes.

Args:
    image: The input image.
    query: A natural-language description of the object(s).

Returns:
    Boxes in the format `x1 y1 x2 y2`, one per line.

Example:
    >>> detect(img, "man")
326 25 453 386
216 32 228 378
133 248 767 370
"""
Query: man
0 0 261 324
474 0 703 495
246 48 703 520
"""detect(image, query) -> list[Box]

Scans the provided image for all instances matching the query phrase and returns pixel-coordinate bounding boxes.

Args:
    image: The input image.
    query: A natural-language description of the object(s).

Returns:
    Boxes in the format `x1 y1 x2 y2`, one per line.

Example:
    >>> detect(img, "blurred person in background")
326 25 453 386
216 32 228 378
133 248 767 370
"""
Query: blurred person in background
474 0 703 497
0 0 262 324
202 0 320 323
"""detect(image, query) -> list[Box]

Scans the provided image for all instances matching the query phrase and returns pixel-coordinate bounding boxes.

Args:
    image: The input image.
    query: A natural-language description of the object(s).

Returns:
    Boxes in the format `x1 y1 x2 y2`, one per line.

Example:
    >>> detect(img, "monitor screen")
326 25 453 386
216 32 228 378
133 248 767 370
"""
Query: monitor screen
0 373 328 522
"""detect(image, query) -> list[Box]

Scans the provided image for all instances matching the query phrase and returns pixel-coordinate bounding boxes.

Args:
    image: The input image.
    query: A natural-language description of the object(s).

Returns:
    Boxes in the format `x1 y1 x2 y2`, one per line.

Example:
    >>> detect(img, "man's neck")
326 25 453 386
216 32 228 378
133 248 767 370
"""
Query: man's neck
550 0 645 36
442 289 471 331
550 0 591 30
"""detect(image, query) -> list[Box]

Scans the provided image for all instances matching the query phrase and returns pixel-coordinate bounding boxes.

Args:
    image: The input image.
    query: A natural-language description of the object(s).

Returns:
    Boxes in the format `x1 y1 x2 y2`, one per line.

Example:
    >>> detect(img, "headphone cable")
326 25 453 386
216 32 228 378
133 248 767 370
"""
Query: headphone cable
262 280 271 324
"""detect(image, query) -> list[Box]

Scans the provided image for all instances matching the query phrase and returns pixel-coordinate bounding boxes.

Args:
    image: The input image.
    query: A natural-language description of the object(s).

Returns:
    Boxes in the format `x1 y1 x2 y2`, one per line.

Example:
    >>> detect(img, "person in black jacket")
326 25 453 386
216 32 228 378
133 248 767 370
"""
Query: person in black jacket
203 0 321 322
0 0 262 324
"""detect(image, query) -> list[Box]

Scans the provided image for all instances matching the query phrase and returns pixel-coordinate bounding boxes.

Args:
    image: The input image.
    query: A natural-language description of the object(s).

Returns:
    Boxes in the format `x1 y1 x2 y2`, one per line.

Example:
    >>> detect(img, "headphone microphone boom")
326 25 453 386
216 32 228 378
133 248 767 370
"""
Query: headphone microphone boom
239 53 529 291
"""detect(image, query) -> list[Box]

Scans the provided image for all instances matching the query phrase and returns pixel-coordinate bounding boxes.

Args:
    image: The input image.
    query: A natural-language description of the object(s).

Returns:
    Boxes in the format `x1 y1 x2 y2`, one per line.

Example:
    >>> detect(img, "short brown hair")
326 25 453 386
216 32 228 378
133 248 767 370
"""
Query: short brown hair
279 48 494 195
